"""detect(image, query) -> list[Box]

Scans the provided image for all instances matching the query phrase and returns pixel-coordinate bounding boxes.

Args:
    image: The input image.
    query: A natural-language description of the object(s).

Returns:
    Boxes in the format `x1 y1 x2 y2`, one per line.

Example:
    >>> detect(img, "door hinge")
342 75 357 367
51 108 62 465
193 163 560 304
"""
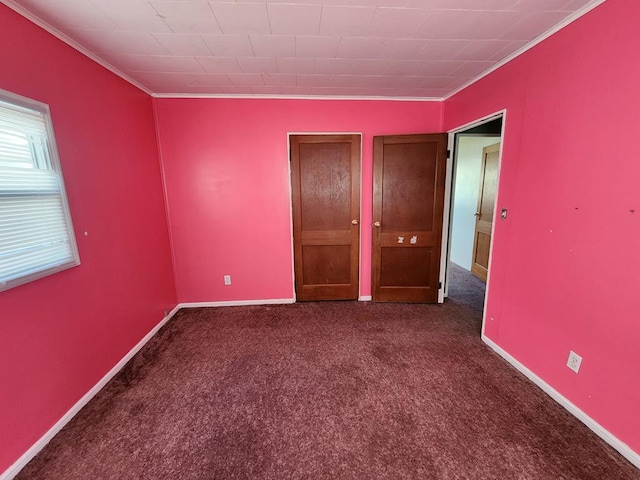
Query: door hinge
446 149 451 159
438 281 442 289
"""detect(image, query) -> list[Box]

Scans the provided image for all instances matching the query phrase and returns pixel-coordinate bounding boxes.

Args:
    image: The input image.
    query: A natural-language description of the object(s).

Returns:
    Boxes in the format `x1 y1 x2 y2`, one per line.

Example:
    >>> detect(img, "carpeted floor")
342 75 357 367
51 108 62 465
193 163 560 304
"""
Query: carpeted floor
446 261 487 318
16 283 638 478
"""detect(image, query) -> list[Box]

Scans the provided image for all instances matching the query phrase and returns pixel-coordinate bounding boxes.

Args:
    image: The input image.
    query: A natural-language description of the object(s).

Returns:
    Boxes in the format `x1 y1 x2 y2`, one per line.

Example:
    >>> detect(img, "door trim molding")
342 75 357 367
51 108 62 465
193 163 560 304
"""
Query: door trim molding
440 109 507 309
286 132 364 302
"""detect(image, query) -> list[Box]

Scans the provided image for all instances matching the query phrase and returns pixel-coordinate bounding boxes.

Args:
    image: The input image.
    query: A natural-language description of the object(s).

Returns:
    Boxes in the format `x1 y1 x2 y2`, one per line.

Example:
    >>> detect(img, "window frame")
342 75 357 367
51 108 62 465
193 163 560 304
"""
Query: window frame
0 88 80 292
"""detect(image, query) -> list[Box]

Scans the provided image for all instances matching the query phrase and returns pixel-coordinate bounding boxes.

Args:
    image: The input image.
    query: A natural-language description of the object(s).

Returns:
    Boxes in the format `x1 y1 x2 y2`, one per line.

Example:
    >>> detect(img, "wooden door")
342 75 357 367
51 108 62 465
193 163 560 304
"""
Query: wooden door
471 142 500 282
290 134 360 301
372 134 447 303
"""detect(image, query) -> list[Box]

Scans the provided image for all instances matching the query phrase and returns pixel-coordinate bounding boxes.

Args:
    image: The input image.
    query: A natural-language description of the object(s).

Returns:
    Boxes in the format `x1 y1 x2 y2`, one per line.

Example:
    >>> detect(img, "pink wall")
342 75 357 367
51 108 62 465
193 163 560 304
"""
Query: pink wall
4 0 638 472
155 98 443 303
445 0 640 454
0 5 176 472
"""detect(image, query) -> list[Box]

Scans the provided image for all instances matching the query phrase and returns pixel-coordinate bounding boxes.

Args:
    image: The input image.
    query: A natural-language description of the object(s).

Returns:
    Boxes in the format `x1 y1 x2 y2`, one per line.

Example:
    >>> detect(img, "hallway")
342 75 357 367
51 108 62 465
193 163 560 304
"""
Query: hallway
446 262 486 332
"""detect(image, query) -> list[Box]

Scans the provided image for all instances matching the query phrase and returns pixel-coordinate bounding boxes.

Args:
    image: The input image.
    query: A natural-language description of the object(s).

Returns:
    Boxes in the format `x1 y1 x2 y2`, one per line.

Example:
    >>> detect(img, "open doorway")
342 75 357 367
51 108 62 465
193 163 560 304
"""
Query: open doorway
440 113 505 326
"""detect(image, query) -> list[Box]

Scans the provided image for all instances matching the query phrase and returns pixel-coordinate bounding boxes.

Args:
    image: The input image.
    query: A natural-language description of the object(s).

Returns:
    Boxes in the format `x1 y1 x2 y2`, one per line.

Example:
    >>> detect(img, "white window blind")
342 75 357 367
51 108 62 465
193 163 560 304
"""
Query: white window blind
0 91 79 292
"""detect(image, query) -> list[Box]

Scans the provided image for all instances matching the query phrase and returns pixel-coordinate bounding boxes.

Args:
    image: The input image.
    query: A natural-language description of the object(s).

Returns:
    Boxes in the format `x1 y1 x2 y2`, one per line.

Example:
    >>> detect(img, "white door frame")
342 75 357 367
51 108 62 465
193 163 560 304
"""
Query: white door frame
438 109 507 315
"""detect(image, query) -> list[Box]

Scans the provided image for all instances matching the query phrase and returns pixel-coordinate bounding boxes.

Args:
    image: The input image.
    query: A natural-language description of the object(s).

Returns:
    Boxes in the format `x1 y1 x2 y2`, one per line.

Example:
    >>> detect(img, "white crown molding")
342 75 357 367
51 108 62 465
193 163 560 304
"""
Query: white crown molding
0 305 182 480
151 93 444 102
3 0 607 102
444 0 608 100
2 0 152 96
482 334 640 470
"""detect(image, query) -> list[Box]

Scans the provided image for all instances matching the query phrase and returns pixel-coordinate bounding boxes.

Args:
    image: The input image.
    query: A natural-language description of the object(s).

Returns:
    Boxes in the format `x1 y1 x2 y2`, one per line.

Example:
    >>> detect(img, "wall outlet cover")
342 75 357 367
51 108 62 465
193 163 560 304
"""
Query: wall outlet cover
567 350 582 373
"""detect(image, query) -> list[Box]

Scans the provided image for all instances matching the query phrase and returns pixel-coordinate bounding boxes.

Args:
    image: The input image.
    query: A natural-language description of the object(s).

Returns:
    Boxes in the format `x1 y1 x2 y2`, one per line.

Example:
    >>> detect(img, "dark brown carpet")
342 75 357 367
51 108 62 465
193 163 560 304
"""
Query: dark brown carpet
17 297 638 479
447 261 486 317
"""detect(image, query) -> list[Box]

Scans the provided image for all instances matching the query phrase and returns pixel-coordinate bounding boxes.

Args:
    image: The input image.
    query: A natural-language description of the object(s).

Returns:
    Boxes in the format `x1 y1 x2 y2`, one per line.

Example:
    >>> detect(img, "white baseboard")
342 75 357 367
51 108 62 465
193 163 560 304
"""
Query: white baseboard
482 335 640 469
1 305 181 480
12 304 634 479
358 296 372 301
4 298 294 477
178 298 295 309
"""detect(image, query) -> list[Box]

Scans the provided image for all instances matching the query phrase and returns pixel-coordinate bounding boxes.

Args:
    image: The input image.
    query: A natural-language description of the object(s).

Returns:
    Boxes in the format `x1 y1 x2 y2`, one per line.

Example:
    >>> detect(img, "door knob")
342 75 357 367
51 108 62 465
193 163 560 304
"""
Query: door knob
374 221 381 227
474 212 480 216
351 219 359 225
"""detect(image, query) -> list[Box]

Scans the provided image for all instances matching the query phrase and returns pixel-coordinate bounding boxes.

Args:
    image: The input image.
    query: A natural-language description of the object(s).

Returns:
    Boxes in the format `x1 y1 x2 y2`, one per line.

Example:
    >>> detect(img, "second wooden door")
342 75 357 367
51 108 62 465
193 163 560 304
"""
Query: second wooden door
471 142 500 282
290 134 360 301
372 134 448 303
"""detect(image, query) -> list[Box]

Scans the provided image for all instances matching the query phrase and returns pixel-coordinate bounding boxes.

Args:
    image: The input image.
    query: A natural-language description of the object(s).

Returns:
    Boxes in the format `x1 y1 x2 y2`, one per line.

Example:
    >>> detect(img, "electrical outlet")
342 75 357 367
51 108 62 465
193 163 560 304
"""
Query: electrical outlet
567 350 582 373
224 275 232 286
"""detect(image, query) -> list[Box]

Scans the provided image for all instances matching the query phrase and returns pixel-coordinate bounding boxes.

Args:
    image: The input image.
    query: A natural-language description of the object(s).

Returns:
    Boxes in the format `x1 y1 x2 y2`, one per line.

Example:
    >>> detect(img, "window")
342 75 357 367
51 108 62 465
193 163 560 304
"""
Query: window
0 89 79 292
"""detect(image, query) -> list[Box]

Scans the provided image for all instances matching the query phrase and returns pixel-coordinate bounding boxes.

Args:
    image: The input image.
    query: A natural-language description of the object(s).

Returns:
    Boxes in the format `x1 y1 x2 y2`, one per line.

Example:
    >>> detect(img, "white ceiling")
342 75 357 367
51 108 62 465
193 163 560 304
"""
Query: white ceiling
4 0 599 99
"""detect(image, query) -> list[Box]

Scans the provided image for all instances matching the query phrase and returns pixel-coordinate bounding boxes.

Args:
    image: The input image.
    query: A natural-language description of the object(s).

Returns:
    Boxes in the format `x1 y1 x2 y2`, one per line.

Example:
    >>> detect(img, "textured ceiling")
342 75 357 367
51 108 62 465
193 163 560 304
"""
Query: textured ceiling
4 0 598 98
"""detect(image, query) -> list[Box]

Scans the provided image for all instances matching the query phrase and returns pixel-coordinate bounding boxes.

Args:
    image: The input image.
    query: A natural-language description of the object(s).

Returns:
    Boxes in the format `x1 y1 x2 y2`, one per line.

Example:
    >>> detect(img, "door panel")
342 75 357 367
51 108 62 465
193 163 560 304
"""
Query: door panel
381 142 437 232
299 142 351 230
291 134 360 301
302 245 351 285
372 134 447 303
471 142 500 282
380 248 430 286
